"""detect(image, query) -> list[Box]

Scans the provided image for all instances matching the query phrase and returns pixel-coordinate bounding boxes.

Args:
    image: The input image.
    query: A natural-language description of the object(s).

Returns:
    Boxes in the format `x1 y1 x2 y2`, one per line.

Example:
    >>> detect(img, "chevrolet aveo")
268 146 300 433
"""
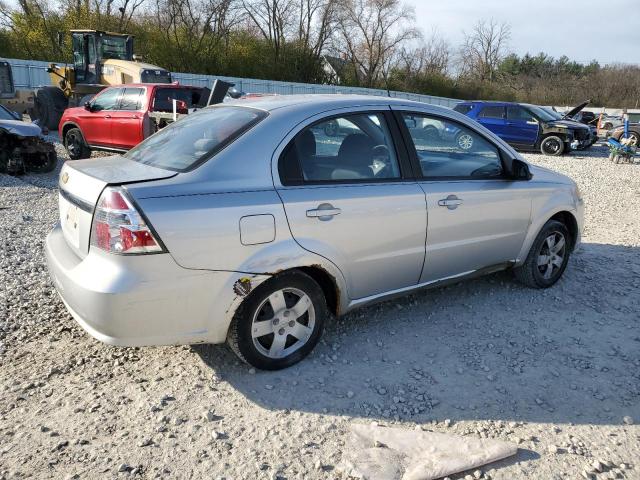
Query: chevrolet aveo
46 95 584 370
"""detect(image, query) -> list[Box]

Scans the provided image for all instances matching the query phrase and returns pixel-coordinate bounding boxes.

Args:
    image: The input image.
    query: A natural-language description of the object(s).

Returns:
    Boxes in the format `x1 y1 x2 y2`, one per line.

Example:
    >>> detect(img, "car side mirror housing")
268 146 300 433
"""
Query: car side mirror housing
84 102 92 111
511 159 532 180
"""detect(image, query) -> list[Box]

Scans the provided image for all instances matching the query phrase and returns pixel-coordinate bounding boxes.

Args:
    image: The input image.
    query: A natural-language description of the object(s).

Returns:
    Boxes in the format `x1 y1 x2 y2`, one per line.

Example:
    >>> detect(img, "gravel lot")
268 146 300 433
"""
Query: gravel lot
1 141 639 480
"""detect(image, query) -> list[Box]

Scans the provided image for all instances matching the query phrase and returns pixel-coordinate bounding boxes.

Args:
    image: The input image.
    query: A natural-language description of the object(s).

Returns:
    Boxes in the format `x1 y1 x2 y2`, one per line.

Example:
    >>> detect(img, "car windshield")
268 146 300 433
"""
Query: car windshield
540 107 563 120
125 106 267 171
526 105 558 122
0 105 17 121
100 35 129 60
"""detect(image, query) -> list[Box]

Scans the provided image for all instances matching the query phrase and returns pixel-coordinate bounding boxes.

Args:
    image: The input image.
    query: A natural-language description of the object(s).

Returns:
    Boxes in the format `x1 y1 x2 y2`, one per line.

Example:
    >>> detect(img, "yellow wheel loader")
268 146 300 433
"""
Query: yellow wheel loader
36 30 172 129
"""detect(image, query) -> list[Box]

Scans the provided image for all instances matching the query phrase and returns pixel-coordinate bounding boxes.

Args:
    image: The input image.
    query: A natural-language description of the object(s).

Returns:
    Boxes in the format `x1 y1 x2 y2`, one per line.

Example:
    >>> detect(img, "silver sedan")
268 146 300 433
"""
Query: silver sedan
46 95 584 370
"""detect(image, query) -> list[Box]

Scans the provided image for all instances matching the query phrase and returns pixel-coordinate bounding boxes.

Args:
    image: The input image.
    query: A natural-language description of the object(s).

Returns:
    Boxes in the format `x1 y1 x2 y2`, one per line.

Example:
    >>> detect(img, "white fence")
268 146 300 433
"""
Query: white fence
2 57 461 108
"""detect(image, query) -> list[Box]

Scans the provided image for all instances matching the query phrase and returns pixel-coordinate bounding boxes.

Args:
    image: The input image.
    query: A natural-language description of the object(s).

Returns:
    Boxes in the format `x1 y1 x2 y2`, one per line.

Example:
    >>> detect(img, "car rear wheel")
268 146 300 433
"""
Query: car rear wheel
64 128 91 160
513 220 571 288
540 136 565 156
227 271 327 370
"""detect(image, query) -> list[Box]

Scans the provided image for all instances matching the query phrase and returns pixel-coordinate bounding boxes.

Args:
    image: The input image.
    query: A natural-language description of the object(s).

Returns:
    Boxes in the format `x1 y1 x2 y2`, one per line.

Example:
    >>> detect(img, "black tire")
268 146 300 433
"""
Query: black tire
34 87 68 131
29 151 57 173
64 128 91 160
513 220 571 289
540 135 565 156
227 271 327 370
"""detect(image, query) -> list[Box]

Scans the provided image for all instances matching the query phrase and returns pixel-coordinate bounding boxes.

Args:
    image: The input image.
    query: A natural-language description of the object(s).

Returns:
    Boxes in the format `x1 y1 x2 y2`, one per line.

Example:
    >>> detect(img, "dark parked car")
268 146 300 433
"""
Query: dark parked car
454 101 593 156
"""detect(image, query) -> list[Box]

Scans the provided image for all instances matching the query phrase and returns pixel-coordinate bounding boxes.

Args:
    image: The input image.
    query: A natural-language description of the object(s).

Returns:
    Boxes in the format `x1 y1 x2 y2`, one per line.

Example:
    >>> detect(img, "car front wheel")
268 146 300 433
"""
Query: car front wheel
227 271 327 370
540 135 565 156
513 220 571 288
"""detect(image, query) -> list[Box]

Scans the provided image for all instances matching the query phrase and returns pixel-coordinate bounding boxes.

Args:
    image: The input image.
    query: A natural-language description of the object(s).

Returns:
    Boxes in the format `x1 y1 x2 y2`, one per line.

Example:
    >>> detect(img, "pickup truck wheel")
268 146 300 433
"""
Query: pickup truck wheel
513 220 571 289
540 135 565 156
64 128 91 160
227 271 327 370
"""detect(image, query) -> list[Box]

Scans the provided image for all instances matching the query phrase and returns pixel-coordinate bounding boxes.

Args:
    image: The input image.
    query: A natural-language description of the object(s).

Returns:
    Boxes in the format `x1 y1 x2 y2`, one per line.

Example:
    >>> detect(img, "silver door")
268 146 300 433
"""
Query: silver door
276 112 427 300
396 110 532 283
419 180 531 282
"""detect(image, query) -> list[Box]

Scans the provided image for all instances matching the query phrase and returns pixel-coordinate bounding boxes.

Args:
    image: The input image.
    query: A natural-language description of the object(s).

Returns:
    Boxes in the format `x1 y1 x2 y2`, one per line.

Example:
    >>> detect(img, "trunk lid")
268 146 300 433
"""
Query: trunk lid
58 155 176 257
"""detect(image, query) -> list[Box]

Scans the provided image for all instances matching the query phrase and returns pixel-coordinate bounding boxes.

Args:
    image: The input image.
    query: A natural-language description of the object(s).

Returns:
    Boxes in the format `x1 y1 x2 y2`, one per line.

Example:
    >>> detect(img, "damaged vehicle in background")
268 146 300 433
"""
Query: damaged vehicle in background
454 101 594 155
46 95 583 370
607 123 640 146
0 104 57 174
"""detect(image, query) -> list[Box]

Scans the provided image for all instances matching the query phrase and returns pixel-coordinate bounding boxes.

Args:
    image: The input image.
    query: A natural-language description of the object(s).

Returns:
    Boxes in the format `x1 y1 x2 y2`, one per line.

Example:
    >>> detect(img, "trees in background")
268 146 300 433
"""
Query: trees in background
0 0 638 107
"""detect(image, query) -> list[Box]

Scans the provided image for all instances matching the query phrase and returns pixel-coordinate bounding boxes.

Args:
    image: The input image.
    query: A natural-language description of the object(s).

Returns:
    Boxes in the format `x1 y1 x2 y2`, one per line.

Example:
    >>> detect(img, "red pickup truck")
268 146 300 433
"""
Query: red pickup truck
59 83 209 159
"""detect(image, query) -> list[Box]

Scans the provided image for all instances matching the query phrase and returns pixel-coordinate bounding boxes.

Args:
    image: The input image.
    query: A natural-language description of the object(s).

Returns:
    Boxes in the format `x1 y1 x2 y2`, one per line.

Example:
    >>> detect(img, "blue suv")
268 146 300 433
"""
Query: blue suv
454 101 593 156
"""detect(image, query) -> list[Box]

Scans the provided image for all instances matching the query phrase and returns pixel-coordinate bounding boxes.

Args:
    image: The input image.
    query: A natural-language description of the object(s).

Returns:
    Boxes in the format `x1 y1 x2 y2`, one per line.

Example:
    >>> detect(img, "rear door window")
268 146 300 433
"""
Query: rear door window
125 106 267 172
279 113 401 184
152 87 207 112
479 106 505 119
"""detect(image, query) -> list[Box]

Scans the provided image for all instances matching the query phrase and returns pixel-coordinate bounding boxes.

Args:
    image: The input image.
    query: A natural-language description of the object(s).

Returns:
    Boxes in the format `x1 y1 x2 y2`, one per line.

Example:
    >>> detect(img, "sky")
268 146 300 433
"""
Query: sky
406 0 640 65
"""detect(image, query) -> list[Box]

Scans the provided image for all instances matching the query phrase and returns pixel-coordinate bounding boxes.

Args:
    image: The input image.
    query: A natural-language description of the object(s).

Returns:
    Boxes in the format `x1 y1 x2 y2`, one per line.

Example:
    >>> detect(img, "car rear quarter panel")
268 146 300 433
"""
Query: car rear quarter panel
134 189 350 312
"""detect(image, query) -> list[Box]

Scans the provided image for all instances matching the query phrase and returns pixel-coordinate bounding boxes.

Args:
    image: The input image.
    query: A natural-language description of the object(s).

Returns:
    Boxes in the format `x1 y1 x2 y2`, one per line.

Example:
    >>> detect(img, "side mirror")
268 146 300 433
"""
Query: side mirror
511 159 532 180
227 88 243 99
84 102 92 111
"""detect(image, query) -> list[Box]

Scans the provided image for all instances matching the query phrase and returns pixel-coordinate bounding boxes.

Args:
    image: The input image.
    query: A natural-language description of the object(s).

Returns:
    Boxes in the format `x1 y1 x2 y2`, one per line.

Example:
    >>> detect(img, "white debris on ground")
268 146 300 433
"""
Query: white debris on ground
0 143 639 480
340 424 517 480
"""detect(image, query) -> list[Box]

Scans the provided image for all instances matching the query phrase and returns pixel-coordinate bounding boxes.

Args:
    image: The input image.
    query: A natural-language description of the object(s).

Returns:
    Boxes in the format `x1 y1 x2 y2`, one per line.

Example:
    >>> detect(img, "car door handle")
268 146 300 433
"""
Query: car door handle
306 204 341 220
438 195 463 210
104 115 111 119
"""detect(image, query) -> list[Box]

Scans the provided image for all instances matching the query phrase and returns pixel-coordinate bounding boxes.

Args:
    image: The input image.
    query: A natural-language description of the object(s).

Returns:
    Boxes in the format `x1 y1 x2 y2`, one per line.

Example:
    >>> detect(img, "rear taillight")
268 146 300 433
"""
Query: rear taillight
90 187 164 254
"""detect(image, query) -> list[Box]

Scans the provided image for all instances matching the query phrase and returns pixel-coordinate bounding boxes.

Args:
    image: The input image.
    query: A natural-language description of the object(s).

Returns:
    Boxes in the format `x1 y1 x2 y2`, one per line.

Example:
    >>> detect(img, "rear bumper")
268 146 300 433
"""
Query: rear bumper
45 223 265 346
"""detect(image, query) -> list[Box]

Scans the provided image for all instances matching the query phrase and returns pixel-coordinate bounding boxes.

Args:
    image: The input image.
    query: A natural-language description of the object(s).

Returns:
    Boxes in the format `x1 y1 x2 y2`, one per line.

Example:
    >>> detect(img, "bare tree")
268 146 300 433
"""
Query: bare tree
242 0 295 60
334 0 419 88
459 18 510 82
294 0 339 57
398 28 450 77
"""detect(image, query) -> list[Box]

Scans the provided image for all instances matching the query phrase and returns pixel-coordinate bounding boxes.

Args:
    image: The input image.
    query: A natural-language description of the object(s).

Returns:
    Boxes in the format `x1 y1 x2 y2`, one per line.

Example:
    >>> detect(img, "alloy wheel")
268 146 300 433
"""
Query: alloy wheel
251 288 315 359
537 231 566 280
457 133 473 150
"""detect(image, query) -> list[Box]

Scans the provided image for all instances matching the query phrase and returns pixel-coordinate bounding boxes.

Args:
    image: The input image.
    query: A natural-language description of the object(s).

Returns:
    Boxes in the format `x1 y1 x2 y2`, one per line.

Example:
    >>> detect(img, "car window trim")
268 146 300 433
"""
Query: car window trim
392 109 510 182
277 109 413 187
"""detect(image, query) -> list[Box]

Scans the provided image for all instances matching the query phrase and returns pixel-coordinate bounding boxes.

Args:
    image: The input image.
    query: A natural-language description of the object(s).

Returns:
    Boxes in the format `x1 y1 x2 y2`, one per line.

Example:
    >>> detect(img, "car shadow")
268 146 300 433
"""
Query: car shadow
193 242 640 427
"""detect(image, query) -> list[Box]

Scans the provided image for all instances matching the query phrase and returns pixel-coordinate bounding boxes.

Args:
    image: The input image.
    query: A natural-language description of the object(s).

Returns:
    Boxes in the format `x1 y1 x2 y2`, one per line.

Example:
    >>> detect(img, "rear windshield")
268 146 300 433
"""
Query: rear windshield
125 106 267 172
152 87 207 111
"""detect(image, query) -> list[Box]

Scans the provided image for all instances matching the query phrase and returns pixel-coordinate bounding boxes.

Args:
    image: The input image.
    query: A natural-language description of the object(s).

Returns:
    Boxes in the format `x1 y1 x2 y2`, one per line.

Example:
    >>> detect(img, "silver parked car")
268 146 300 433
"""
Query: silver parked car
46 95 584 370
